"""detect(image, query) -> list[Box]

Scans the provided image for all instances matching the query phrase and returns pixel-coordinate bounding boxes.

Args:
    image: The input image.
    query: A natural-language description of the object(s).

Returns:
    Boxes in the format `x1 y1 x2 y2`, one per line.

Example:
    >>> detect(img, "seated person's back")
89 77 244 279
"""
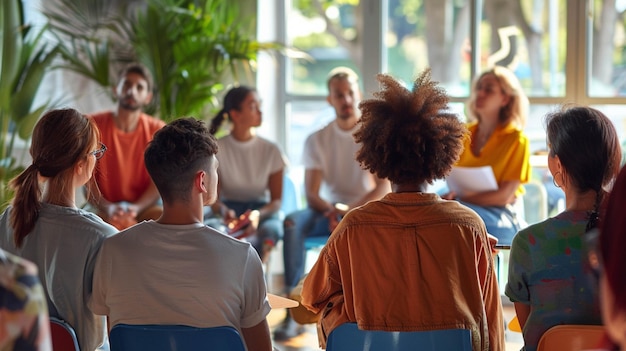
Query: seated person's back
90 117 272 351
301 70 504 351
0 108 118 351
506 106 622 351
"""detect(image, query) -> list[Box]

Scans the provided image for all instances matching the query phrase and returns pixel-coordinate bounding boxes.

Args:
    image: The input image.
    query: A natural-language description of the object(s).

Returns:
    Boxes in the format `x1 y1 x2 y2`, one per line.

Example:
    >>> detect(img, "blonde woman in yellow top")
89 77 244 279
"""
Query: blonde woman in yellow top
444 66 531 246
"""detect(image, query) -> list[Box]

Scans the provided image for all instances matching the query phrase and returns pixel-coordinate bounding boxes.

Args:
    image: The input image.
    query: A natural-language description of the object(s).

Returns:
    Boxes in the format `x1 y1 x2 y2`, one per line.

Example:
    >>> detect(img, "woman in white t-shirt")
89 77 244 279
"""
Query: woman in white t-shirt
208 86 286 262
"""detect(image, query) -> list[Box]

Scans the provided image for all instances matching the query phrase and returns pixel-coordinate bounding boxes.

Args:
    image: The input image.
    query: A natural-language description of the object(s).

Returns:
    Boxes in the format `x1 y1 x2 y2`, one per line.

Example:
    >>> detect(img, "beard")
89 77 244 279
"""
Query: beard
336 105 355 120
119 98 142 112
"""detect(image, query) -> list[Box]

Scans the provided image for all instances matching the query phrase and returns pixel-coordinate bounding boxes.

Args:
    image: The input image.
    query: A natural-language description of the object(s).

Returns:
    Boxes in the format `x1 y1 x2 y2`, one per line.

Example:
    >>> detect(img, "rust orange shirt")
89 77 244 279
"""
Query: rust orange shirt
301 192 505 351
90 111 165 203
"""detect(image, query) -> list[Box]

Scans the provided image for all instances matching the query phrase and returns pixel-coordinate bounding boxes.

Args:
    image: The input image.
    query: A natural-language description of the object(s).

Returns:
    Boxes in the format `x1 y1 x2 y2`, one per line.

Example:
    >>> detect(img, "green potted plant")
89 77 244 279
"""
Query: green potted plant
45 0 281 122
0 0 59 209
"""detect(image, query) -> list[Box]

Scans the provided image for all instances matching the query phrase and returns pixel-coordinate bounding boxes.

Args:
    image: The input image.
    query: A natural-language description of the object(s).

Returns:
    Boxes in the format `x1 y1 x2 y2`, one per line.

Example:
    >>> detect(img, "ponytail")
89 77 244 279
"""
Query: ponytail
9 165 43 248
210 86 256 135
586 190 604 232
210 109 228 135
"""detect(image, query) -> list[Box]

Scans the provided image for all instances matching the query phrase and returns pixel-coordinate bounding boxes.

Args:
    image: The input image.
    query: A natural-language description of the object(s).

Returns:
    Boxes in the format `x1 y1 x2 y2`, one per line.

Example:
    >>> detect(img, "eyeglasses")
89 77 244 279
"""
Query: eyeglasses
90 143 107 160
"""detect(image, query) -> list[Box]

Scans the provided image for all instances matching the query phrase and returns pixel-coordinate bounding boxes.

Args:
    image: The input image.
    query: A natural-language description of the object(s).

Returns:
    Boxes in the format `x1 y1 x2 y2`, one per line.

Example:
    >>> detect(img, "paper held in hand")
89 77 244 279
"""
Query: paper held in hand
446 166 498 197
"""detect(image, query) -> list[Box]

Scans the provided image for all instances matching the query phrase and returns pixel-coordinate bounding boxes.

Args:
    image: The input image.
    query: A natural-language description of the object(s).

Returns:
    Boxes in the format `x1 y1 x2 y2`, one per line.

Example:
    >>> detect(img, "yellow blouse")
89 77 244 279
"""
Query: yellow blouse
457 122 531 198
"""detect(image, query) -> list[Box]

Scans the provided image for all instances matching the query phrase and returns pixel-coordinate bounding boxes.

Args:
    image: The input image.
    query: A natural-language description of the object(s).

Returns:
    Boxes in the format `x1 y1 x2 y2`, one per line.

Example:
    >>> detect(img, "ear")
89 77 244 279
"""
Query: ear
74 158 87 177
112 85 119 100
326 95 332 105
228 108 239 123
501 94 511 107
552 154 563 171
195 170 207 193
145 91 153 105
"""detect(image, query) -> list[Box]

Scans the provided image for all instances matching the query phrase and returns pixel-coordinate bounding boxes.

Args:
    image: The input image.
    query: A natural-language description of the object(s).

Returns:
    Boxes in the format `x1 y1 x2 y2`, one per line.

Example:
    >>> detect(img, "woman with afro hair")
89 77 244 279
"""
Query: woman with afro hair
300 70 505 351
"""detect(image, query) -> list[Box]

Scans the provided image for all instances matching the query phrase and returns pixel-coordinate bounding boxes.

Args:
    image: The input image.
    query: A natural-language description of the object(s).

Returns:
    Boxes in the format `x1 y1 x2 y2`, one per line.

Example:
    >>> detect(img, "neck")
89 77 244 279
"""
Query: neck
156 200 204 225
392 182 429 193
230 126 254 141
115 107 142 132
43 188 76 208
564 188 598 212
336 116 358 131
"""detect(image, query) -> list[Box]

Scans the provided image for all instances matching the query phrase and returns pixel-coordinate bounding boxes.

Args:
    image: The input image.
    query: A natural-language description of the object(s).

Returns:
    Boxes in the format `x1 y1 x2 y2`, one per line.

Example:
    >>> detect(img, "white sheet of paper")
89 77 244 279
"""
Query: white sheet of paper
446 166 498 197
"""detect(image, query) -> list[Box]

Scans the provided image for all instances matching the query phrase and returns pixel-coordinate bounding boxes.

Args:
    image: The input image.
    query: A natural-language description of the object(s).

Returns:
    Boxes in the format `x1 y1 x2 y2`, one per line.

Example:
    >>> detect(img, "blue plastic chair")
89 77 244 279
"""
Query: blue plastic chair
281 173 301 216
109 324 245 351
326 323 472 351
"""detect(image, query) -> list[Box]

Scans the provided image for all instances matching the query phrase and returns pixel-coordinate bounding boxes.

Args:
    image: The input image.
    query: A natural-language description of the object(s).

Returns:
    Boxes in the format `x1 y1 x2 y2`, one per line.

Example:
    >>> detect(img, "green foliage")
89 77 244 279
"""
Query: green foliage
46 0 281 122
0 0 59 209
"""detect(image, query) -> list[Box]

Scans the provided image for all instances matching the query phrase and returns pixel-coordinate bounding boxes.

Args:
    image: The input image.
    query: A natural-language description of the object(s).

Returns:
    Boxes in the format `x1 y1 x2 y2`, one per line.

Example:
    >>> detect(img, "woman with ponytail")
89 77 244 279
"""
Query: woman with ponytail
505 106 622 351
208 86 286 262
0 108 118 351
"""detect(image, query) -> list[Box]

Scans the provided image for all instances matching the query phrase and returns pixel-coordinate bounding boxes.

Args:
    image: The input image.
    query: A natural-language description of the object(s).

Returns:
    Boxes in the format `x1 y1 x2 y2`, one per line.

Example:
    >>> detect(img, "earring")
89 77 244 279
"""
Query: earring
553 171 561 188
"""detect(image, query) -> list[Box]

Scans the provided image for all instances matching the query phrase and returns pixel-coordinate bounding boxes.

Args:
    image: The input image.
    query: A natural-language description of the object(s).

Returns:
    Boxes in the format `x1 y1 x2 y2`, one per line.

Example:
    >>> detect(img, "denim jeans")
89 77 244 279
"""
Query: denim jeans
460 201 521 247
282 208 333 291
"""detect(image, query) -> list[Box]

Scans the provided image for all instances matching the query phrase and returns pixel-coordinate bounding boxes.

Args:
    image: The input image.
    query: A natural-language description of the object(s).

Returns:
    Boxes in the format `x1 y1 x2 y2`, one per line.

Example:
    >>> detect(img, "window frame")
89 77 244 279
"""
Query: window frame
259 0 626 162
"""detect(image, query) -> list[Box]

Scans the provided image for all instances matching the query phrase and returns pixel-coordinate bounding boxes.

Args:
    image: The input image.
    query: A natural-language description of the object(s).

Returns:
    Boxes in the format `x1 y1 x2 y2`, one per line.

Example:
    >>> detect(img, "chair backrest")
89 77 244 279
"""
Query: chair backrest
50 317 80 351
109 324 245 351
281 173 301 215
326 323 472 351
522 181 549 225
537 324 604 351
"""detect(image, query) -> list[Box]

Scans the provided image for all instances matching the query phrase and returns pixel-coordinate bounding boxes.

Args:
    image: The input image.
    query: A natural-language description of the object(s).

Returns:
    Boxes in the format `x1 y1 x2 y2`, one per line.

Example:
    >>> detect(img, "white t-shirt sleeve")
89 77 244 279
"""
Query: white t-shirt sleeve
302 132 323 170
240 246 271 328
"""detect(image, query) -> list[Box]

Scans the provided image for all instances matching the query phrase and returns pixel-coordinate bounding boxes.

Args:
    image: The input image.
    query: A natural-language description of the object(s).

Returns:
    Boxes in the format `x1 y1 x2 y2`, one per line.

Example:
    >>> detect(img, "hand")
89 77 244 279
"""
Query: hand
486 233 499 256
220 205 236 222
226 210 260 239
105 202 138 230
240 210 260 239
324 208 341 232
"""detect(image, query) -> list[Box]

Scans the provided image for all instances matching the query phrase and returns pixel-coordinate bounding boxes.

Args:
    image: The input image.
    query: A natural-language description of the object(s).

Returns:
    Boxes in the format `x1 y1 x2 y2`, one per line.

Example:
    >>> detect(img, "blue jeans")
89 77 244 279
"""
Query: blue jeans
206 200 283 258
460 201 521 247
282 208 332 291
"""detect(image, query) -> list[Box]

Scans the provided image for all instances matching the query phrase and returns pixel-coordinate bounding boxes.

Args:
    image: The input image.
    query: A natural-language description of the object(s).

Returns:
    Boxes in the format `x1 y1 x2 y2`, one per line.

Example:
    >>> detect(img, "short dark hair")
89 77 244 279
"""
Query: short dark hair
354 69 466 185
118 63 154 91
144 118 218 203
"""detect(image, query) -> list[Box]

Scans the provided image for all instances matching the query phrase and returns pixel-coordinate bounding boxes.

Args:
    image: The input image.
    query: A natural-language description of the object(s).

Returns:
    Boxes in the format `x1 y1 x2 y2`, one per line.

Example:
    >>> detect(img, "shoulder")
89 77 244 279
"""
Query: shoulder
256 137 283 153
41 206 117 236
140 113 166 131
309 122 335 139
89 111 114 125
499 123 529 142
511 218 554 249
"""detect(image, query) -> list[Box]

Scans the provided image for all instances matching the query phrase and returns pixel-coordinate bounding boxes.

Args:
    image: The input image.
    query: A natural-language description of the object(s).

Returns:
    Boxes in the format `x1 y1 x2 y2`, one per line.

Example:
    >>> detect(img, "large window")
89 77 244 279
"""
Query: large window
263 0 626 167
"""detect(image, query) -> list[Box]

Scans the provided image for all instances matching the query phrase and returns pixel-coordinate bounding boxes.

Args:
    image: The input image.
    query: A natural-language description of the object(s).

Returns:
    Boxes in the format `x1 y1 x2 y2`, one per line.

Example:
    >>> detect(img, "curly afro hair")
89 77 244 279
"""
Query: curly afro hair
354 69 467 185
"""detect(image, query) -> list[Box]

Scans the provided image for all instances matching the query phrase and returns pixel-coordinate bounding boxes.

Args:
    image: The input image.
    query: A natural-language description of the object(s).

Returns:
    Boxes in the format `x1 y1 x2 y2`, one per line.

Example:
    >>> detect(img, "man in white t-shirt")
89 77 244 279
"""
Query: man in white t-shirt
90 118 273 351
274 68 391 341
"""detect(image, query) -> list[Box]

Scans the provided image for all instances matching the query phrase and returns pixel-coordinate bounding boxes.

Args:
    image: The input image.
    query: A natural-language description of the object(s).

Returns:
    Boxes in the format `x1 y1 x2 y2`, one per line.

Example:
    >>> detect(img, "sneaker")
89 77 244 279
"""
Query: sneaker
273 314 306 341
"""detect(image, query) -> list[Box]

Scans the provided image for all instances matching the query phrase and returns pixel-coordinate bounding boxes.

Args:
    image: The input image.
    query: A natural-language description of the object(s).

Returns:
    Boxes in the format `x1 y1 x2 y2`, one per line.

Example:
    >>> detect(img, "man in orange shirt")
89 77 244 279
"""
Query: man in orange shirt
87 63 165 229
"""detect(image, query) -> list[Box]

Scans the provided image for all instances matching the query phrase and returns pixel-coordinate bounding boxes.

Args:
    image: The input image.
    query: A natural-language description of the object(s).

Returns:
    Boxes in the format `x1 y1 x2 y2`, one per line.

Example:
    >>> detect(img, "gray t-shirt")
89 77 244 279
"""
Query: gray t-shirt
90 221 271 336
0 203 118 351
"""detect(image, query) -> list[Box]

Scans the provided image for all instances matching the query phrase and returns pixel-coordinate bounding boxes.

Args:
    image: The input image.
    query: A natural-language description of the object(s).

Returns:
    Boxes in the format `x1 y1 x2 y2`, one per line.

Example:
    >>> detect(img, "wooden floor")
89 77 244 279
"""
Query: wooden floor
265 245 524 351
